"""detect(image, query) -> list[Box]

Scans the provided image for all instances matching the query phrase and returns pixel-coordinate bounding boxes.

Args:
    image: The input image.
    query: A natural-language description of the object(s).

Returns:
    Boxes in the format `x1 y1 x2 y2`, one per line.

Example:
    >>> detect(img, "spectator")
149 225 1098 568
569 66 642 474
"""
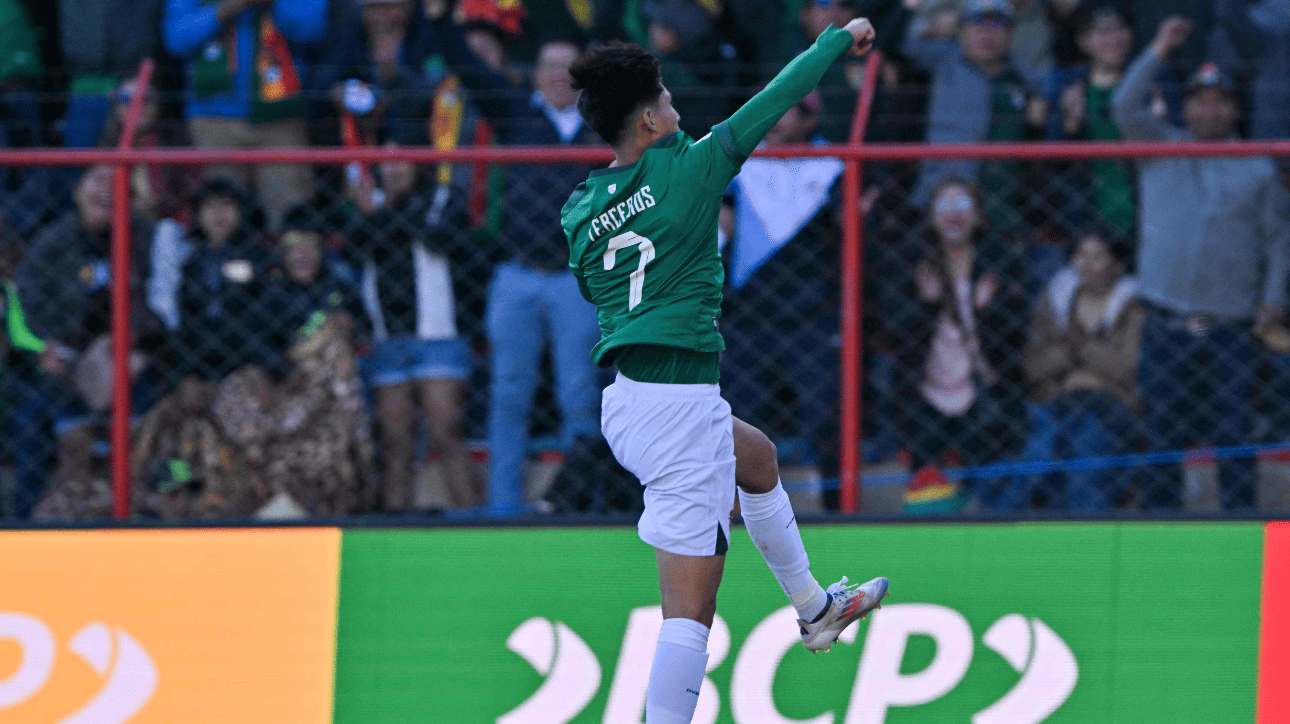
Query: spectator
15 165 166 520
1112 16 1290 508
0 0 43 149
254 207 373 514
906 0 1053 87
428 8 602 516
312 0 437 146
1044 4 1136 236
1000 227 1145 510
133 263 375 520
887 178 1028 480
262 205 367 355
346 144 479 512
641 0 735 137
1 227 62 518
163 0 326 230
0 0 57 239
98 78 201 224
59 0 160 148
720 93 846 493
779 0 869 143
1130 0 1214 76
173 178 281 383
1216 0 1290 141
903 0 1046 231
594 0 737 137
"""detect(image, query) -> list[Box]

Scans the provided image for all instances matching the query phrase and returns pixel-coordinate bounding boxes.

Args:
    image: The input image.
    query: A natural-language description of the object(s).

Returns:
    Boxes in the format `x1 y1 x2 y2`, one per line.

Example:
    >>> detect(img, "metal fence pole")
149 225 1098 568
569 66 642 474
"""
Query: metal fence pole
840 51 882 513
110 58 154 520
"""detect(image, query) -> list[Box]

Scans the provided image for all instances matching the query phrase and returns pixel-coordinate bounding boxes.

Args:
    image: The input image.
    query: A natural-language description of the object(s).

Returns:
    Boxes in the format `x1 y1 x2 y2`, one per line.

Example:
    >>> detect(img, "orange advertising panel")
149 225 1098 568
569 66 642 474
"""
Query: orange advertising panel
0 528 340 724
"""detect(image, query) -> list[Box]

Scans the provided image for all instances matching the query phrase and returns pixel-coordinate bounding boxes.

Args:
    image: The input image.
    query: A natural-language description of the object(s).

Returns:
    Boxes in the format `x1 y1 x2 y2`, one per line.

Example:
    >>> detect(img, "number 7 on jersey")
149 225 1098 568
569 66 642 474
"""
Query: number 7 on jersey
603 232 656 311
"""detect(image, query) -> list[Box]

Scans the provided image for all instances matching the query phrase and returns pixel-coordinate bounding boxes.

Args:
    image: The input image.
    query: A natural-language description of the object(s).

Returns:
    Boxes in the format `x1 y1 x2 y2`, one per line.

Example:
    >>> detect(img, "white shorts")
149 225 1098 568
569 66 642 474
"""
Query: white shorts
602 373 736 557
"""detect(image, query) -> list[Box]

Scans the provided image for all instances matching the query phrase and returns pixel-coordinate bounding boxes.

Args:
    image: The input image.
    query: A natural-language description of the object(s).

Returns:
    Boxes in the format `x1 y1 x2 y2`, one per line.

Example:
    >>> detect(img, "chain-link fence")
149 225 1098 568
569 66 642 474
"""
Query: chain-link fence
5 139 1290 525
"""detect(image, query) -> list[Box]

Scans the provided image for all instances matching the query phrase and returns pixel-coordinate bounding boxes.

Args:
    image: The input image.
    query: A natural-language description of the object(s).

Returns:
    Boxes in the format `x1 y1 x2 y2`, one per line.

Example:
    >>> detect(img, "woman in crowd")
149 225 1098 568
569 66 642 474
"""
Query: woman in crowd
887 178 1028 488
998 227 1144 510
347 141 478 512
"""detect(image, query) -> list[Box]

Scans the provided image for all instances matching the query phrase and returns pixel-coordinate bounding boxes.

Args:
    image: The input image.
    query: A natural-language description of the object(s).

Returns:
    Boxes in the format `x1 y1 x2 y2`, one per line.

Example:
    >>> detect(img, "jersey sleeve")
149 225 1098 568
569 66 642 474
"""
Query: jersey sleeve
676 25 854 192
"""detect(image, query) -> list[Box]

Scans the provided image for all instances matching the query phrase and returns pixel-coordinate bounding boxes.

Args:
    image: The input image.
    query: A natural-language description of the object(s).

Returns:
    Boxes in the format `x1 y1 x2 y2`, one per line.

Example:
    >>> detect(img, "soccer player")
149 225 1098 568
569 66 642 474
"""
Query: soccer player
562 18 888 724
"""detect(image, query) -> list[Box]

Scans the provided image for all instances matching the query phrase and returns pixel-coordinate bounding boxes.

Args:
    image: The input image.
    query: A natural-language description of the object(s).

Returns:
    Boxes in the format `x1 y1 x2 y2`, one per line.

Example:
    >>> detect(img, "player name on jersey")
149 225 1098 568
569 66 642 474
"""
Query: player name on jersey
588 185 656 243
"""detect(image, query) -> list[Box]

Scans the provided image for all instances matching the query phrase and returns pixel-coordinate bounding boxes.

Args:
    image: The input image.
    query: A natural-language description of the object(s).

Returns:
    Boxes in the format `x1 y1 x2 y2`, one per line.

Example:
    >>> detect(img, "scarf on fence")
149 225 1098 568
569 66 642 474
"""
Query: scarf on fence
190 6 304 122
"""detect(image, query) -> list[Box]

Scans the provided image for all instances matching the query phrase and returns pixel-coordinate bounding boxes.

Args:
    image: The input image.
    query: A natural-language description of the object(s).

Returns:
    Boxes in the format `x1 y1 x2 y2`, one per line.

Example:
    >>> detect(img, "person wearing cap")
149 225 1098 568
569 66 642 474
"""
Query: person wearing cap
427 3 603 516
903 0 1046 229
162 0 326 232
172 177 282 383
1112 16 1290 509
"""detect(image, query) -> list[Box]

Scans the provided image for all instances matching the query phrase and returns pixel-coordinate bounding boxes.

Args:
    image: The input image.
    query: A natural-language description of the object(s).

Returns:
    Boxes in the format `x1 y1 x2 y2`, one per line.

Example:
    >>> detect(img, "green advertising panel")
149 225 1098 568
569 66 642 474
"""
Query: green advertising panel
333 523 1263 723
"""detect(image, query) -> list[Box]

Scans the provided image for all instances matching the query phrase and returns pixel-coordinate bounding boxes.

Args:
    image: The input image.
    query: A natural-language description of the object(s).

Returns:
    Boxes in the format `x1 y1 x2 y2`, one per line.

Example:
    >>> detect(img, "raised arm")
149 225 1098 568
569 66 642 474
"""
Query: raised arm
677 20 871 191
725 22 870 157
1112 17 1190 141
900 14 957 72
426 14 522 125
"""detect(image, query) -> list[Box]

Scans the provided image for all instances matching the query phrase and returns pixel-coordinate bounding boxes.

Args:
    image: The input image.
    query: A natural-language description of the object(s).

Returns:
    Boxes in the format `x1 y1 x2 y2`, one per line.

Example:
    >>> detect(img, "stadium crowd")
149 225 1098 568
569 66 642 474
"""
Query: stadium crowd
0 0 1288 520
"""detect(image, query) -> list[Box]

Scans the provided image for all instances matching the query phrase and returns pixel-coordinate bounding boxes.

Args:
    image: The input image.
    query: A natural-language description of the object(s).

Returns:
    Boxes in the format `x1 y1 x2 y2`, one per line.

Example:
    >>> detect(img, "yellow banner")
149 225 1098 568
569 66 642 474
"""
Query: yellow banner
0 529 340 723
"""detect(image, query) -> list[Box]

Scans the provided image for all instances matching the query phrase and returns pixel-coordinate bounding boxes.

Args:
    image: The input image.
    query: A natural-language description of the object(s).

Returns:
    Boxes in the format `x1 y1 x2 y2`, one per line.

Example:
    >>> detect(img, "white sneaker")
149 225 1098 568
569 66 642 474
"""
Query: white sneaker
798 576 889 653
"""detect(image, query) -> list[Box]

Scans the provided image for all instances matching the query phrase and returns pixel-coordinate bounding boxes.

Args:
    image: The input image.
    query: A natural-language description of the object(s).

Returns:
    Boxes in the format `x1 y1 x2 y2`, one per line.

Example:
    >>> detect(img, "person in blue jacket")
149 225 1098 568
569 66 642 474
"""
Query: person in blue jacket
163 0 328 231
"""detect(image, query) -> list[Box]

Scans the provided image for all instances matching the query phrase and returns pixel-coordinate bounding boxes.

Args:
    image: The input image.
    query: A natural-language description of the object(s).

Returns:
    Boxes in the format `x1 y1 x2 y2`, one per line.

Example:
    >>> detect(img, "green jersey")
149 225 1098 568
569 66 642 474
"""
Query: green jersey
562 25 855 380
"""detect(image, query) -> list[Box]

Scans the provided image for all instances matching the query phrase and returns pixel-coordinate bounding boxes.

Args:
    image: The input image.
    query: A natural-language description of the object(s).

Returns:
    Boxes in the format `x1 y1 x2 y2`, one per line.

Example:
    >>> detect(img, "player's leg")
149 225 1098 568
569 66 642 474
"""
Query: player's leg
600 376 734 723
732 416 828 614
733 415 888 652
648 549 725 724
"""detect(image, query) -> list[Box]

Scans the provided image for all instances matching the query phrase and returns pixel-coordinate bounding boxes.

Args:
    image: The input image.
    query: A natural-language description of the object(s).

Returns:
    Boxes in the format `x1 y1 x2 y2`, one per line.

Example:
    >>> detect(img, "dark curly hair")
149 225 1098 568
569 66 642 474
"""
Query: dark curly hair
569 42 664 147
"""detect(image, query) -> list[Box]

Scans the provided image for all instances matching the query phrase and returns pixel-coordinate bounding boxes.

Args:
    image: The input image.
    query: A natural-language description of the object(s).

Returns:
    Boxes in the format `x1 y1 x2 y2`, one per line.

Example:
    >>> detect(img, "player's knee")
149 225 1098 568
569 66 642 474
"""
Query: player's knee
735 424 779 494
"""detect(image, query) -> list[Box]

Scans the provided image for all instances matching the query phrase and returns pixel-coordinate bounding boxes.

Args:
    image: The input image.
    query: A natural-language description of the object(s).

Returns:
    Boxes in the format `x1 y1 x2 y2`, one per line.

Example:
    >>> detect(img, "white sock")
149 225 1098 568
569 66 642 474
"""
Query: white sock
739 481 829 621
646 618 710 724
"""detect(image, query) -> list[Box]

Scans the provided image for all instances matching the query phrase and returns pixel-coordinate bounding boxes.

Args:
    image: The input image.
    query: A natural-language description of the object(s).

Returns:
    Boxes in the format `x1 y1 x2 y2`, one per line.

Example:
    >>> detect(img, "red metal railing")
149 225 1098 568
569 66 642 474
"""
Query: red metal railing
111 59 155 519
5 137 1290 167
6 80 1290 518
839 50 883 513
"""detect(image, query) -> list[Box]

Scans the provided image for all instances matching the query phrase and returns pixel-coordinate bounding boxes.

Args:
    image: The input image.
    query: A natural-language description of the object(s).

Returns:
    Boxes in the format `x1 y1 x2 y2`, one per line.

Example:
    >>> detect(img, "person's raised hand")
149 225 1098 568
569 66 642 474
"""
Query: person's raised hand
1150 15 1192 59
844 17 876 55
1059 81 1086 134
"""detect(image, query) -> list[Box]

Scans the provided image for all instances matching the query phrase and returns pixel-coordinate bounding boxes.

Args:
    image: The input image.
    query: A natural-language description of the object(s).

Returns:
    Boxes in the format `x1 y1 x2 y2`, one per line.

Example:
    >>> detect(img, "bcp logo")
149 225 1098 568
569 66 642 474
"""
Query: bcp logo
0 613 157 723
500 604 1078 723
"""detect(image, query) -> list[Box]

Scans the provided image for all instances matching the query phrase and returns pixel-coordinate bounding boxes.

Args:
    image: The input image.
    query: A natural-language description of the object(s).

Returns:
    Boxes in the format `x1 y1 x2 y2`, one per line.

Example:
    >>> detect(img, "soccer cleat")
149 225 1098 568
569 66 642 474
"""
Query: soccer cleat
798 576 889 653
